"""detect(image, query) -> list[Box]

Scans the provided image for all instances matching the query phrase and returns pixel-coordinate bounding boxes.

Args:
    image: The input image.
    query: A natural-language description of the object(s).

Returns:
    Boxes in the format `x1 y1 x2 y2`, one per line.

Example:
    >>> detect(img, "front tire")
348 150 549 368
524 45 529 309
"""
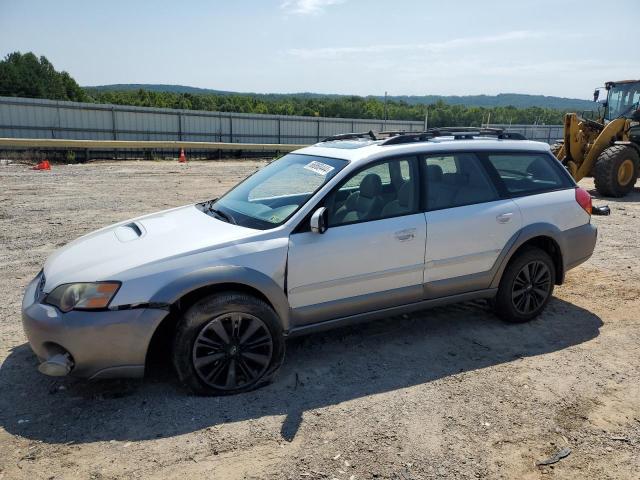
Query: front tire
173 292 285 395
594 145 639 197
494 247 555 323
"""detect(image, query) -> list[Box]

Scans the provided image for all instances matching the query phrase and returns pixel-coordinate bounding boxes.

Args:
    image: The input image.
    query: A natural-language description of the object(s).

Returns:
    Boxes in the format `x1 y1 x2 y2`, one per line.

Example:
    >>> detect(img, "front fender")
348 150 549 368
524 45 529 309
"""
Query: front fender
150 265 291 330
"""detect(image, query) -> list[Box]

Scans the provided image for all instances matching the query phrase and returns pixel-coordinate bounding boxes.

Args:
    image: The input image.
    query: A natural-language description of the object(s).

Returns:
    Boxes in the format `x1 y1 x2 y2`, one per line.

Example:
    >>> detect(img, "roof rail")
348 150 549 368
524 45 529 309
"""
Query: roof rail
381 132 437 145
320 130 377 142
380 127 527 145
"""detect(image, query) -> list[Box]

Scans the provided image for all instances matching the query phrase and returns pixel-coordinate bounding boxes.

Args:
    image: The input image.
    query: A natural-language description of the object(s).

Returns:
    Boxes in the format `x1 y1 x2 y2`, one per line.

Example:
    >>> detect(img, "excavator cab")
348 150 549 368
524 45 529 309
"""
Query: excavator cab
553 79 640 197
601 81 640 123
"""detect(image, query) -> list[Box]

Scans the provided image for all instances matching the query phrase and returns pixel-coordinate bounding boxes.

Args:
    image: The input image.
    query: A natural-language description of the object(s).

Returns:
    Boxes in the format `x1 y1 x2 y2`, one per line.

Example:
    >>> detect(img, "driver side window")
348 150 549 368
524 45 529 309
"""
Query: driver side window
327 158 418 227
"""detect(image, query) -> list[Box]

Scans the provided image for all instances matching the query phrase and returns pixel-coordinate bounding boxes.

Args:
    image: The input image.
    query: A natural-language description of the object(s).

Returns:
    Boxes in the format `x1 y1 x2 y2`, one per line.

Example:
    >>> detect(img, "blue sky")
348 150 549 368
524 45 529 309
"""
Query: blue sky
0 0 637 98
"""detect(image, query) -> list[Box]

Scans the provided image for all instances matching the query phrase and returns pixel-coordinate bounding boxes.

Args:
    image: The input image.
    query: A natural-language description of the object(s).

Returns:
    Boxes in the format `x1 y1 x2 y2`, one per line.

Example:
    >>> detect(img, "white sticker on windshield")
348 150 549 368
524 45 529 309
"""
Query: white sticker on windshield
304 161 334 176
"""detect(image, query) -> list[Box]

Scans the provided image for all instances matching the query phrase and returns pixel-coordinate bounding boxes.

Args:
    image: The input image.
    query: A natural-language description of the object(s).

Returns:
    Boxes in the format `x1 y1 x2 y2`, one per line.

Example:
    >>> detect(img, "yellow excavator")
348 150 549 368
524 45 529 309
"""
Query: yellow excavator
553 79 640 197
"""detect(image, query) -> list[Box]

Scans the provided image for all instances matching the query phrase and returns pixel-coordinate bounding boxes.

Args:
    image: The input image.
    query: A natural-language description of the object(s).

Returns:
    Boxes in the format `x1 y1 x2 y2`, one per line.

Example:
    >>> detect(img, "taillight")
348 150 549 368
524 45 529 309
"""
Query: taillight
575 187 592 215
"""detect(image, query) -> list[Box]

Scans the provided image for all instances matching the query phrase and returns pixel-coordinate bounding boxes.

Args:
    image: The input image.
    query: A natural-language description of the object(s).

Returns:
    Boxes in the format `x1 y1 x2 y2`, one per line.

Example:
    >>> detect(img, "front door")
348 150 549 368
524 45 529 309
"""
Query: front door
287 156 426 326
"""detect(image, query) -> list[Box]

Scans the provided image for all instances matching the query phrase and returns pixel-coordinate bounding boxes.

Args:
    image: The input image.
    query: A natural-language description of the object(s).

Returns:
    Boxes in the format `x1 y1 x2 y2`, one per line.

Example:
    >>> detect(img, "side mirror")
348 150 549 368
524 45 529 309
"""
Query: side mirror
310 207 328 234
593 87 607 105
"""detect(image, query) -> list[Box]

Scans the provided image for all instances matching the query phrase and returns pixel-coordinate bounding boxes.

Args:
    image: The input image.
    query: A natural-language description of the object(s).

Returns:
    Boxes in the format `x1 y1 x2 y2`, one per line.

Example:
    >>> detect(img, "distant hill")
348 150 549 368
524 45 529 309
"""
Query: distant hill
84 84 596 111
85 84 233 95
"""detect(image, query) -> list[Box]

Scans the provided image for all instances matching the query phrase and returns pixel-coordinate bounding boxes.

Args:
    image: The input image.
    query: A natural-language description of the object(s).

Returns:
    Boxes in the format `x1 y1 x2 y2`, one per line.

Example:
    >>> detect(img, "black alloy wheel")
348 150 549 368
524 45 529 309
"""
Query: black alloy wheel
511 260 552 315
192 312 274 391
493 246 556 323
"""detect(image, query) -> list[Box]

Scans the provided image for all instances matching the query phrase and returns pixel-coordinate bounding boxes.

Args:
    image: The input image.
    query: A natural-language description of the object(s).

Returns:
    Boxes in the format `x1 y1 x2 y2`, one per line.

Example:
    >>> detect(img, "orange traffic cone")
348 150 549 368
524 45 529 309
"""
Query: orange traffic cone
33 159 51 170
178 148 187 163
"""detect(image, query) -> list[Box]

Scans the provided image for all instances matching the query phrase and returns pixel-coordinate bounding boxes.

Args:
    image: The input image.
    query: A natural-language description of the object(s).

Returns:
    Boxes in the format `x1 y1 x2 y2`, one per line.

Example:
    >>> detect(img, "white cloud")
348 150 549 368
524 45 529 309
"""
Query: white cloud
286 31 547 59
280 0 346 15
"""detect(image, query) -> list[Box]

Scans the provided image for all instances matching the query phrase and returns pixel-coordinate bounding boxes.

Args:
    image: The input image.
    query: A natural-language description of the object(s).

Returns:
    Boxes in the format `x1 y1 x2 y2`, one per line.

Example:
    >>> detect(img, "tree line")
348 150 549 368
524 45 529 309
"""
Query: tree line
89 89 566 125
0 52 567 126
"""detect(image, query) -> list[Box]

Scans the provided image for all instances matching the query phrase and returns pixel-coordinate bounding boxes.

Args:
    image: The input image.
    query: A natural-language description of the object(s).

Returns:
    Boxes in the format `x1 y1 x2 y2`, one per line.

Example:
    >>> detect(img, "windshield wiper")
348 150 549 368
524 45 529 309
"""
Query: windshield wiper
208 206 236 225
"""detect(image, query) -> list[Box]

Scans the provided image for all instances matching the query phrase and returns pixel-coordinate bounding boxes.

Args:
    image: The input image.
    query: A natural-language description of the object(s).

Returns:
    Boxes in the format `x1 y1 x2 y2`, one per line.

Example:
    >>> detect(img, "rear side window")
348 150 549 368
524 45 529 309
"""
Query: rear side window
423 153 499 210
486 153 570 195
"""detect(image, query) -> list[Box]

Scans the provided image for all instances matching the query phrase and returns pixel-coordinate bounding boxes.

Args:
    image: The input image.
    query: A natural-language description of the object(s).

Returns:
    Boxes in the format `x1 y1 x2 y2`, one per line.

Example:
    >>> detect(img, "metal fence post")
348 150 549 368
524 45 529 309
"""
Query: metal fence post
278 118 281 144
229 116 233 143
317 119 320 142
178 112 182 141
111 107 117 140
54 102 61 139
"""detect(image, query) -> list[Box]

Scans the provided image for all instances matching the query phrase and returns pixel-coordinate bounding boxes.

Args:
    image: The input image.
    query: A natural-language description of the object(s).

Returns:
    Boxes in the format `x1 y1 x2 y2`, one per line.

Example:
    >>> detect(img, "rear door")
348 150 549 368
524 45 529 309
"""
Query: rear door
422 152 522 296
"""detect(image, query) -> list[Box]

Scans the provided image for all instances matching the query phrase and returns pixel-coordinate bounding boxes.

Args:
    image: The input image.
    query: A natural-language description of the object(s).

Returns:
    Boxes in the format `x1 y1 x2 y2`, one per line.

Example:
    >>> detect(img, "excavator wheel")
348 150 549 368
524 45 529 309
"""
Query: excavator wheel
594 145 639 197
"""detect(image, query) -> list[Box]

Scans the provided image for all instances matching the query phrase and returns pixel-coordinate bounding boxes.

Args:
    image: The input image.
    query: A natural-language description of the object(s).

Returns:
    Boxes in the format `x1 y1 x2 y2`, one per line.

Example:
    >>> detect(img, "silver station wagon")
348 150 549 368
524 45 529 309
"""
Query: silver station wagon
22 128 598 395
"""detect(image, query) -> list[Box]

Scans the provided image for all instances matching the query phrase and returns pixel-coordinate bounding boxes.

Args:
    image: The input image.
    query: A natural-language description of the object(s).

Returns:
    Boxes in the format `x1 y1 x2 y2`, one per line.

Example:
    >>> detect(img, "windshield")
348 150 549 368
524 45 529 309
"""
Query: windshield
210 153 348 230
606 83 640 120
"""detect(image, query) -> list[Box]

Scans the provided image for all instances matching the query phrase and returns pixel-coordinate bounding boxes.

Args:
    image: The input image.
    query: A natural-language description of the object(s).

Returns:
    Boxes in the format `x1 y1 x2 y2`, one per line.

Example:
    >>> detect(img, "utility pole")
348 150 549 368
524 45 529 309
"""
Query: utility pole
383 91 388 126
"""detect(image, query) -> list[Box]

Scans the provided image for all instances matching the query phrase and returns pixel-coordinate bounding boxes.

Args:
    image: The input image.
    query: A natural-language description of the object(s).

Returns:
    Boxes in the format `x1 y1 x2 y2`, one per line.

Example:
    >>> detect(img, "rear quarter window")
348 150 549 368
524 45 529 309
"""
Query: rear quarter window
486 153 572 195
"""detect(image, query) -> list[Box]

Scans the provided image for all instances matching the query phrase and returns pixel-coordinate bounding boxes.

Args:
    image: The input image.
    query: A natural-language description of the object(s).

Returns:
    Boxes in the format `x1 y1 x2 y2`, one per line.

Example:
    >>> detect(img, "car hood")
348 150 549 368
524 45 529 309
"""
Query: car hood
43 204 258 291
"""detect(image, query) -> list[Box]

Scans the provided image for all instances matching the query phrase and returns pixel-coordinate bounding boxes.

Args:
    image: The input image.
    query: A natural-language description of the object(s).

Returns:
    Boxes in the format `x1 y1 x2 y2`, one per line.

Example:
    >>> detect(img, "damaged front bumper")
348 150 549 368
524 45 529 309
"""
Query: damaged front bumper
21 273 168 379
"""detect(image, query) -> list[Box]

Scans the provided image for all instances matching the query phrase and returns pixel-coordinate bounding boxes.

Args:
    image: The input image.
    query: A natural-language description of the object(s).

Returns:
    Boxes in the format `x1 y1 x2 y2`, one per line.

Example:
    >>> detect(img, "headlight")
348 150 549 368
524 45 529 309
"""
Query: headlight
45 282 121 312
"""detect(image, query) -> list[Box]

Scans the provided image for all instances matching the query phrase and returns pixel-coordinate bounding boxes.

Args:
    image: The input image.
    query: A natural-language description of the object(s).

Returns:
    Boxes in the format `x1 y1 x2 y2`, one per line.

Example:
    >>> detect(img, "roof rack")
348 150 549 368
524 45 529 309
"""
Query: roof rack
320 130 377 142
380 127 526 145
317 127 526 146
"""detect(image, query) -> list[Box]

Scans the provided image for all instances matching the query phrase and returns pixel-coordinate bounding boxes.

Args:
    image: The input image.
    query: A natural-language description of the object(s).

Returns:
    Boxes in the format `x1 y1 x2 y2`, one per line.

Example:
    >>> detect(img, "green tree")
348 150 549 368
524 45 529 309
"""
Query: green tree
0 51 87 101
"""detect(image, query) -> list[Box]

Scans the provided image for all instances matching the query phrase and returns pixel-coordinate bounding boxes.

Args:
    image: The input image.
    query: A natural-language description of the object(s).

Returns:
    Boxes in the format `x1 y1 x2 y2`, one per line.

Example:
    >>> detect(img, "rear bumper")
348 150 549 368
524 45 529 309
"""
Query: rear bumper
21 274 168 379
562 222 598 273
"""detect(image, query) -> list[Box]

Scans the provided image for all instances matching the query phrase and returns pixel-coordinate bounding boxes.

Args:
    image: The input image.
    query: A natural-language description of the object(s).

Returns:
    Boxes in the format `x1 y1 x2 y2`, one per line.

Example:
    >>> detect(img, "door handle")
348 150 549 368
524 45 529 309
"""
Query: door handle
496 212 513 224
394 228 416 241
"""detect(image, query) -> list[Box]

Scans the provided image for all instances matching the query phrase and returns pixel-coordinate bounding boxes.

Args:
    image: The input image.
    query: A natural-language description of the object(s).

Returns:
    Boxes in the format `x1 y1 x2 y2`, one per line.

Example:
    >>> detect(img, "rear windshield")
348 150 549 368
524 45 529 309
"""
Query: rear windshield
486 153 572 195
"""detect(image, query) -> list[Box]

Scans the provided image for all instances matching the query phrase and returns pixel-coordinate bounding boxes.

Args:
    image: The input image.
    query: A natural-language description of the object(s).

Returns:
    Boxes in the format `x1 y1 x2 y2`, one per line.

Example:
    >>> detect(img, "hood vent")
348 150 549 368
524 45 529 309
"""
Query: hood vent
114 222 145 242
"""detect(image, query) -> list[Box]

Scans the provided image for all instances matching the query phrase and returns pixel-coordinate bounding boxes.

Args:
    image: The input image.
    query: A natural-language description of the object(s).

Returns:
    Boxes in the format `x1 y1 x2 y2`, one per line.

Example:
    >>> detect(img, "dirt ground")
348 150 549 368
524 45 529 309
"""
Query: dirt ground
0 160 638 480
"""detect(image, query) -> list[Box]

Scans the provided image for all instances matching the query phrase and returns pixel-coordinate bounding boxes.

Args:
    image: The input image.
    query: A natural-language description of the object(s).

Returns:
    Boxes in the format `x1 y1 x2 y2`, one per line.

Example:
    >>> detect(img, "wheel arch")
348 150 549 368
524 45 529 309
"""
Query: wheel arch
491 224 566 288
144 266 290 370
150 266 289 322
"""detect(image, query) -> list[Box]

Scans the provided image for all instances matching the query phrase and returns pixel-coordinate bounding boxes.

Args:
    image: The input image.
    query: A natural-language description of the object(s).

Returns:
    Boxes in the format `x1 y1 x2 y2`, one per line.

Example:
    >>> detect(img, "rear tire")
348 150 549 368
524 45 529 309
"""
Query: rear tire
594 145 639 197
494 247 555 323
172 292 285 396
